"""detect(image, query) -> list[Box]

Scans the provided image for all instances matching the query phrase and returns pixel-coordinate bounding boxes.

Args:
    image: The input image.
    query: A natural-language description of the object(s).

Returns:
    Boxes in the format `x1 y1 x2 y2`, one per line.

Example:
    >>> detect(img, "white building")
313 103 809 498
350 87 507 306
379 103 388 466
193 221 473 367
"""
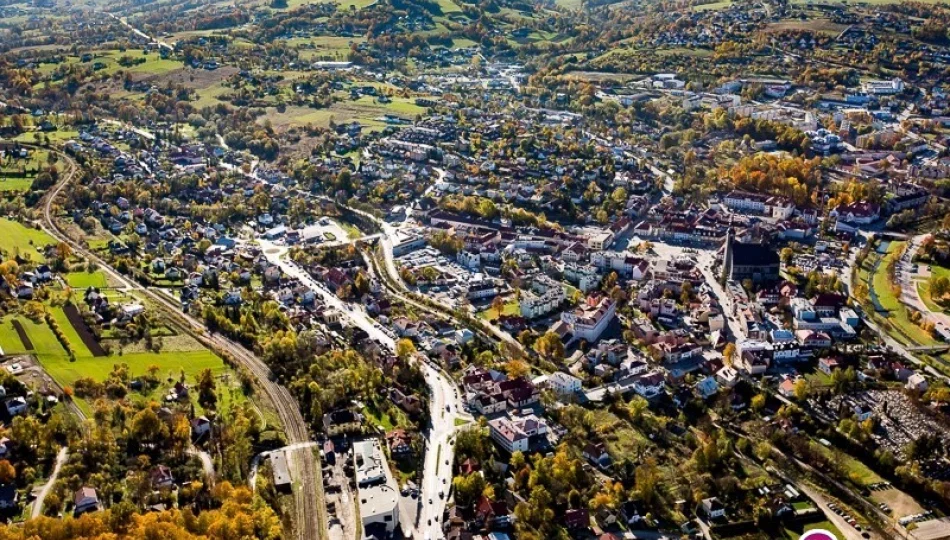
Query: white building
520 275 565 319
561 296 616 342
862 78 904 95
488 414 548 454
546 372 582 396
354 439 400 537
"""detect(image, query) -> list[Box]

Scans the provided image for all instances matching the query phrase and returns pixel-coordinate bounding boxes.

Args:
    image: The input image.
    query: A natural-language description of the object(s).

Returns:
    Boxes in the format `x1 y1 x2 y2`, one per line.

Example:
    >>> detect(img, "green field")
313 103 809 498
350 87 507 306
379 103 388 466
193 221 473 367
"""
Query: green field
64 270 110 289
918 264 950 314
49 307 94 357
282 0 377 10
810 440 883 487
0 316 67 357
479 299 520 321
262 96 426 130
0 218 55 259
693 0 733 10
0 179 33 192
868 241 938 346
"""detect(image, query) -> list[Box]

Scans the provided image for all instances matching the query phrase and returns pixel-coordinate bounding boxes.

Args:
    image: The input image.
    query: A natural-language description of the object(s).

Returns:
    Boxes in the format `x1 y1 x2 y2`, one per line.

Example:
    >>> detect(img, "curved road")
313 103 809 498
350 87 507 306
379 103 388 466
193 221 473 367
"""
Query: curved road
38 149 325 540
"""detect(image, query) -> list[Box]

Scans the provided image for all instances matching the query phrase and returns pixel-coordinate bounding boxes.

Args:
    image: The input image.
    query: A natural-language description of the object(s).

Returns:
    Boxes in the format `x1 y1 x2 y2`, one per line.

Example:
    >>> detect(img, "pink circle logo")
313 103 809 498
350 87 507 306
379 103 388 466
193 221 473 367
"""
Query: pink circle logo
801 531 837 540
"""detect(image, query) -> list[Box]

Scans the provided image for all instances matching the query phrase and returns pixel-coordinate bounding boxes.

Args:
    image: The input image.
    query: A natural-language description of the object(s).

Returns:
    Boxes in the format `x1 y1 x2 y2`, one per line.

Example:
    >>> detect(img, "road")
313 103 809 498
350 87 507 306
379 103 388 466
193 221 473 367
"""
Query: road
187 447 216 485
102 12 172 50
898 234 950 333
31 447 68 519
38 148 326 540
259 240 466 539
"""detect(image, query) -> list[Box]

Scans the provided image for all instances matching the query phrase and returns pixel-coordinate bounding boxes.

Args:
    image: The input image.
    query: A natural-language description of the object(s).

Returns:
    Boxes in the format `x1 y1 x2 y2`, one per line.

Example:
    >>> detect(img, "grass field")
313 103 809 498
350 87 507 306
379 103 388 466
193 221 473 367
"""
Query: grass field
48 307 94 357
810 439 883 487
64 270 110 289
262 96 426 130
0 179 33 192
479 299 520 321
868 241 939 346
693 0 733 10
918 264 950 314
767 19 848 36
282 0 377 10
0 218 55 259
0 316 67 357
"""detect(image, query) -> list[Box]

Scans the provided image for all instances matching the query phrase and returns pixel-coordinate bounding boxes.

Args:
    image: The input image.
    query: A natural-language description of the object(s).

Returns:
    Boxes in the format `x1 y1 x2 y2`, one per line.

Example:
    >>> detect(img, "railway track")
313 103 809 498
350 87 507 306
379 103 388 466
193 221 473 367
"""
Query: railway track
38 148 326 540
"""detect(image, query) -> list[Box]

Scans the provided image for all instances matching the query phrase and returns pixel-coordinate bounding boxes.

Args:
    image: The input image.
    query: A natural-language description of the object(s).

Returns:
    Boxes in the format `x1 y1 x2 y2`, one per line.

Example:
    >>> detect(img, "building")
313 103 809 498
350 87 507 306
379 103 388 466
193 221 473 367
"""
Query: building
354 439 386 487
74 487 100 515
546 372 582 396
862 78 904 95
722 230 780 283
488 414 548 454
722 191 795 219
520 275 565 319
359 482 399 538
560 296 616 342
271 450 292 493
702 497 726 519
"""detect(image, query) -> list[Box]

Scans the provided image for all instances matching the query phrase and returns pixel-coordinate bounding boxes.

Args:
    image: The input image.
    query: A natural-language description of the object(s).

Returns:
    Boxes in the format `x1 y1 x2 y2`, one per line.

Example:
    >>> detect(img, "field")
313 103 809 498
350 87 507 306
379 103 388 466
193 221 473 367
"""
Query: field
809 439 883 487
918 264 950 314
261 96 426 130
281 0 377 10
0 316 67 357
867 241 939 347
64 270 110 289
35 51 183 81
767 19 848 36
479 299 520 321
0 218 55 259
693 0 733 10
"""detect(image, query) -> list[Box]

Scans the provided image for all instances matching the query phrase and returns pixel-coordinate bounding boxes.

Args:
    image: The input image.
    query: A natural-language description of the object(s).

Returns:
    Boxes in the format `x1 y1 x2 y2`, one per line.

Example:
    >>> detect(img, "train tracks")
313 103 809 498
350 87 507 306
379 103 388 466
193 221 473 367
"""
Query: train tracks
38 148 326 540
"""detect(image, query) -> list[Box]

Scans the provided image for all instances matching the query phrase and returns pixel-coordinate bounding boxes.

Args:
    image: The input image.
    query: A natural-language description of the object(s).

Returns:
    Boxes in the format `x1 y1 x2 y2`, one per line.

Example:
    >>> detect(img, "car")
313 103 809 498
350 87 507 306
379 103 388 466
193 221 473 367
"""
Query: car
439 491 444 499
428 519 431 525
429 498 433 504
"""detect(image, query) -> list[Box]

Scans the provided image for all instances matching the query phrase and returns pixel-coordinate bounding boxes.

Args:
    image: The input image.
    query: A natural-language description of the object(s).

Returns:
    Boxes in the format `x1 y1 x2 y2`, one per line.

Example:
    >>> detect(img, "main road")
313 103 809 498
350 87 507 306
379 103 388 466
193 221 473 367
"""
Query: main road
38 149 326 540
259 240 466 540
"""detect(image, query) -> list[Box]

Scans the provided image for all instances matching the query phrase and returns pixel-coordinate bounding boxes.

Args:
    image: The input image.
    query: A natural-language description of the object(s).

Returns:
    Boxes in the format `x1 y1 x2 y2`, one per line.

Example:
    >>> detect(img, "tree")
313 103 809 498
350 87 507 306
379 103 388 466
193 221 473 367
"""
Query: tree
0 460 15 484
533 332 564 363
722 343 736 367
505 359 530 379
794 379 809 401
396 338 416 360
751 394 766 412
453 472 487 506
196 368 217 410
130 407 168 447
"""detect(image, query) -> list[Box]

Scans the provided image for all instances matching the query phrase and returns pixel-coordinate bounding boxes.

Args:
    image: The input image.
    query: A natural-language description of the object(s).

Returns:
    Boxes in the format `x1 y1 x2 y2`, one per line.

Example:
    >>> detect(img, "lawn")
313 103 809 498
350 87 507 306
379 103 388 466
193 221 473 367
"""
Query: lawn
362 402 408 431
48 307 94 357
479 299 520 321
918 264 950 314
262 96 427 130
869 241 938 346
0 316 67 357
693 0 733 10
590 409 652 459
0 179 33 192
0 218 55 260
64 270 110 289
809 439 883 487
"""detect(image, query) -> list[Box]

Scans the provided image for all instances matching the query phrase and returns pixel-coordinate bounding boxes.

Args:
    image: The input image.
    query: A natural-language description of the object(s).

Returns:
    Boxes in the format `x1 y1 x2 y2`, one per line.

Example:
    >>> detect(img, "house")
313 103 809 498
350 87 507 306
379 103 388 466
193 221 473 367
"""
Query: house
0 484 17 510
564 508 590 530
696 376 719 399
386 429 413 456
323 409 363 436
271 450 292 493
74 487 100 515
547 372 582 396
778 378 798 398
818 356 841 375
4 397 27 416
702 497 726 519
620 500 645 525
150 465 174 488
583 442 612 470
191 416 212 437
906 372 929 392
722 230 780 283
634 372 665 398
475 496 511 528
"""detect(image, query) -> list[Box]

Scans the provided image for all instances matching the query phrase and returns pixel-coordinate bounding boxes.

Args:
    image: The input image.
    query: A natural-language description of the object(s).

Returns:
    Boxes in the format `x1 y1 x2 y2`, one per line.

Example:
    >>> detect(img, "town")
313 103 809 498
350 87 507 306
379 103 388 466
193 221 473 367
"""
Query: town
2 0 950 539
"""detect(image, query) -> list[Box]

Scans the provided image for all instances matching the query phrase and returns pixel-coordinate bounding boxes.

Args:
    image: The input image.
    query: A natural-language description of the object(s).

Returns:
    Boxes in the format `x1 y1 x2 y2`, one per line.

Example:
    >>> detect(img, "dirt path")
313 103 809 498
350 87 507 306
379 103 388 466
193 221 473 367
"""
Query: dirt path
32 447 68 518
11 320 33 350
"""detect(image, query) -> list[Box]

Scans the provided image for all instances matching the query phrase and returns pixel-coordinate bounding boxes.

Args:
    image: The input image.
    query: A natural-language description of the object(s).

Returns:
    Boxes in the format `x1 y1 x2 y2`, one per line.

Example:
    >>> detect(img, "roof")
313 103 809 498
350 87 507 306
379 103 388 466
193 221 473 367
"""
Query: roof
271 450 291 486
730 241 779 267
